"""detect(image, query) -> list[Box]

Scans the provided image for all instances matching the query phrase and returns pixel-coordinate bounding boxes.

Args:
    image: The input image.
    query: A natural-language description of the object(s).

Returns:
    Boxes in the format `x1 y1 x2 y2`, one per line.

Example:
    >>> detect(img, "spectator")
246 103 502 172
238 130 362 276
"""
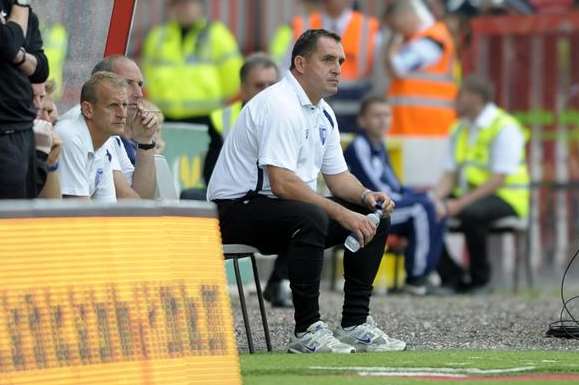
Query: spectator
42 80 59 124
432 75 530 294
269 0 322 69
40 21 67 99
384 0 457 137
142 0 243 126
208 30 405 353
284 0 380 133
344 96 446 295
0 0 49 199
60 56 159 199
55 72 128 201
32 82 61 198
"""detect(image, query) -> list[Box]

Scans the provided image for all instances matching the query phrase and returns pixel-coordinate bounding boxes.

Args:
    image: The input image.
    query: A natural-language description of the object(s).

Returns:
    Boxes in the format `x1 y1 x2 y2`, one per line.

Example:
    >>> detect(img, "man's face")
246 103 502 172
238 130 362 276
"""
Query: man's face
112 59 144 106
171 0 203 27
90 83 128 138
359 102 391 138
43 97 58 125
240 66 278 102
301 36 345 98
32 83 47 115
455 89 479 118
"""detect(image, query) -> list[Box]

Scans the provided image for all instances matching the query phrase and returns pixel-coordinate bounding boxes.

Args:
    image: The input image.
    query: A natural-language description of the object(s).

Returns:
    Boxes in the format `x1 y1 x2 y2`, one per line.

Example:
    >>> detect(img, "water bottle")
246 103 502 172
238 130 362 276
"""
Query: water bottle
344 208 383 253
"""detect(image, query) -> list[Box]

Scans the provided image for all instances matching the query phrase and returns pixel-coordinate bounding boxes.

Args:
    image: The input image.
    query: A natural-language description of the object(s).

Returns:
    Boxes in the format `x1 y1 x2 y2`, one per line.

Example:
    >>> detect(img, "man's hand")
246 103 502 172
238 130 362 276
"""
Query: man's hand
47 131 61 166
337 208 378 248
362 190 395 216
445 199 463 217
33 119 52 155
128 104 159 144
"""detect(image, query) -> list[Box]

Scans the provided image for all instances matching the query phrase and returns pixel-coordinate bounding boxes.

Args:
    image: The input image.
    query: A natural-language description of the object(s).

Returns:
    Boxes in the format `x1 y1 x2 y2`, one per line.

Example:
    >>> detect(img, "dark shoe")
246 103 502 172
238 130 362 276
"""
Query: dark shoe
456 282 493 295
263 279 292 308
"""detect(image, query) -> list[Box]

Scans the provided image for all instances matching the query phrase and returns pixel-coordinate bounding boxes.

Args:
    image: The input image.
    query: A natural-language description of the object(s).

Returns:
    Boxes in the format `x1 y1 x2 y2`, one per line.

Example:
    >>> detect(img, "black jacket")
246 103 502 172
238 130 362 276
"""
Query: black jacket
0 3 49 131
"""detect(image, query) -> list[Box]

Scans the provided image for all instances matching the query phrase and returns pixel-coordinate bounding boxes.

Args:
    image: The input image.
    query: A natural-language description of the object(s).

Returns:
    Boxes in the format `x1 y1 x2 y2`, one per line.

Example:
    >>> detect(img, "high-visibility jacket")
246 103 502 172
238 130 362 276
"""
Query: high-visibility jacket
388 22 458 137
142 19 243 120
292 11 379 125
269 23 293 66
42 23 68 100
209 100 242 138
451 108 530 217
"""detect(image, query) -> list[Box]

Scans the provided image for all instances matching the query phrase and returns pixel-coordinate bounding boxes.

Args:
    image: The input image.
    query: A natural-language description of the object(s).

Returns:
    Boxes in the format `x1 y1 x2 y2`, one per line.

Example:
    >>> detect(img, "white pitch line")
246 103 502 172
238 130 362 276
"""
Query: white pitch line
309 366 536 375
359 372 467 378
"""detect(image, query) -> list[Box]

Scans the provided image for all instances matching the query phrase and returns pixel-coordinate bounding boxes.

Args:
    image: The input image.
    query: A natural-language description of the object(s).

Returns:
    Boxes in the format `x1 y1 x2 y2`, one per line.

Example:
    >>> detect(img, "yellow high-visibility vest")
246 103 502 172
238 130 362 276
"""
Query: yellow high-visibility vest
142 19 242 120
452 108 530 217
209 101 242 138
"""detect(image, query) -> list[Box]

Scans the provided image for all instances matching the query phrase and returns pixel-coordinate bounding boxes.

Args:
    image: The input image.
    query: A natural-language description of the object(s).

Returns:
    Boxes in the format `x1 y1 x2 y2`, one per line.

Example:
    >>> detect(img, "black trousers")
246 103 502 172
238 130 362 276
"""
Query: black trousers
0 129 41 199
457 195 516 286
217 196 390 333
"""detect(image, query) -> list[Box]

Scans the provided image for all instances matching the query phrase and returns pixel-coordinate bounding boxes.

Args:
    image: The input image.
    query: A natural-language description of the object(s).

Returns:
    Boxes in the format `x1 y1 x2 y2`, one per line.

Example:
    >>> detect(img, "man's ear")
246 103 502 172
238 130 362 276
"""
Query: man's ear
80 101 93 120
294 55 306 74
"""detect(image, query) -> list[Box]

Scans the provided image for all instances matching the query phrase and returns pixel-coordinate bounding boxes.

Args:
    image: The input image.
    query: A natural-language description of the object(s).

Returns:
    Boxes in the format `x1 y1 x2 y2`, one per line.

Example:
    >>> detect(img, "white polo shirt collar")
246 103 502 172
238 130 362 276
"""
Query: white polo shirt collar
287 71 324 110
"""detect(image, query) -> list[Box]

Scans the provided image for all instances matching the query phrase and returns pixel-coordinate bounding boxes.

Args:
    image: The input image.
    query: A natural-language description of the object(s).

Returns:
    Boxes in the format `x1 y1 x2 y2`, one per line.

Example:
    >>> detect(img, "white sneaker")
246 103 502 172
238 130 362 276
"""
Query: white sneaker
288 321 355 354
335 316 406 352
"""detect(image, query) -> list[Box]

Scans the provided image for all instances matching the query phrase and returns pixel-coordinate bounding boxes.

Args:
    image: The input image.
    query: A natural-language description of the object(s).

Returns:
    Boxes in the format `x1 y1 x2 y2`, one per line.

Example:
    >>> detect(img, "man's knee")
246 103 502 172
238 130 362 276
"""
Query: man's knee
296 203 330 237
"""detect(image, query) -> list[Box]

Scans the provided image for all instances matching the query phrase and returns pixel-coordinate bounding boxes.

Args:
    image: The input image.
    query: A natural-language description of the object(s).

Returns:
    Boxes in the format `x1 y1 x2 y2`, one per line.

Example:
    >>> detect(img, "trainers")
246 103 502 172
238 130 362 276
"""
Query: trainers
401 283 428 296
335 316 406 352
288 321 355 353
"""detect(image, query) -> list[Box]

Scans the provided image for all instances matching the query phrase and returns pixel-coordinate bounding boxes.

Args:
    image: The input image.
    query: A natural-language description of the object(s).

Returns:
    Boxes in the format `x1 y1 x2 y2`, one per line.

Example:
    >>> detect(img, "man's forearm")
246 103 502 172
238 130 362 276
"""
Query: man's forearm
16 52 36 76
38 172 61 199
7 5 28 37
132 149 156 199
433 171 456 200
268 167 347 221
456 174 506 208
324 171 367 206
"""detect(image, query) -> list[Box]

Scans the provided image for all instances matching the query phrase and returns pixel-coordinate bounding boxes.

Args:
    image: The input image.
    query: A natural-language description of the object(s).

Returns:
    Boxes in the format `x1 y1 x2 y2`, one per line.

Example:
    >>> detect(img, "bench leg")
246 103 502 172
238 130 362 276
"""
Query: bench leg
513 233 521 294
232 256 255 353
521 231 534 289
250 254 272 352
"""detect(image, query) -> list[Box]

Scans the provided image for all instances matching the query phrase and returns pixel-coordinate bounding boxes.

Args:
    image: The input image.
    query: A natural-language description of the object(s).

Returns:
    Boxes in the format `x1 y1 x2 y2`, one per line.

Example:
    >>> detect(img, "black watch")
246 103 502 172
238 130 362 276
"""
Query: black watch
136 141 156 150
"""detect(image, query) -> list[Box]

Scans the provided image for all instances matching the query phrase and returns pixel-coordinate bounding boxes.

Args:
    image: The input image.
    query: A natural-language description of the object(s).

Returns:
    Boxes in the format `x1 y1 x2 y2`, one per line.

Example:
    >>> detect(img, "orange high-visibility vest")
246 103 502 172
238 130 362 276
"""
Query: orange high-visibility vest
292 11 378 81
388 22 458 137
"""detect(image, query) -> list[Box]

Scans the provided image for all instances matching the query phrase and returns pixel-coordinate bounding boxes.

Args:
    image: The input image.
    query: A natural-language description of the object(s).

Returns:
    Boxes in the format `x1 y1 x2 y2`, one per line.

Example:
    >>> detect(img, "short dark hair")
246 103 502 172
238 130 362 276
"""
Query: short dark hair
461 75 495 103
81 71 127 104
290 29 341 70
240 52 279 84
358 96 389 117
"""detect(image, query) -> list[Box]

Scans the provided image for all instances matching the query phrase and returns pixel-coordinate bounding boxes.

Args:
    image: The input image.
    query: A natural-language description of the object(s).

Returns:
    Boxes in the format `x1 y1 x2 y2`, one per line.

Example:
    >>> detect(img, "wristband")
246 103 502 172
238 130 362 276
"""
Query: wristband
47 162 59 172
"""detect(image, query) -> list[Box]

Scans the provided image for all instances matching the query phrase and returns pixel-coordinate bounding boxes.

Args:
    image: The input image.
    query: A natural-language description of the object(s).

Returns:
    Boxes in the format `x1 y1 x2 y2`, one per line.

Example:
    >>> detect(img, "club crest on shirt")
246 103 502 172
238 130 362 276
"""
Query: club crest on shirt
319 123 329 145
95 168 104 187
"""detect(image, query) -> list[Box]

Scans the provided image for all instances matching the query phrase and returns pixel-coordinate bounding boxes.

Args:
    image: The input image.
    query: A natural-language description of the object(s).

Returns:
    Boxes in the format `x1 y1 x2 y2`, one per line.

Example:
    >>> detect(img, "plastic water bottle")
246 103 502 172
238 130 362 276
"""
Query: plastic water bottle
344 208 383 253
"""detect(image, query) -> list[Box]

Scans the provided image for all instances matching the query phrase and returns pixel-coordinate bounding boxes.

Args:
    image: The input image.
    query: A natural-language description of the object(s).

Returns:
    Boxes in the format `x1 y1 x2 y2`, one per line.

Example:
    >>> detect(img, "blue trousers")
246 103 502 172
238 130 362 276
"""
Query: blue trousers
390 192 445 284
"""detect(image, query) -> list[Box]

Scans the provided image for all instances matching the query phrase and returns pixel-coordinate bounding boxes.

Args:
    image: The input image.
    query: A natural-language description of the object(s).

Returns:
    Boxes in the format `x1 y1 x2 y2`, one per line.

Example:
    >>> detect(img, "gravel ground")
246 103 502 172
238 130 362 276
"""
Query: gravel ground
229 288 579 353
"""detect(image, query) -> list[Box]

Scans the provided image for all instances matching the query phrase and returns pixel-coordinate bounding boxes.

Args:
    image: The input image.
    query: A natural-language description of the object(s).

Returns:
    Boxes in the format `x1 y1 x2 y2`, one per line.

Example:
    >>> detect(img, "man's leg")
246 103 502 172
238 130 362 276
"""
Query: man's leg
0 130 32 199
263 252 292 308
218 196 328 333
458 195 517 288
323 199 389 328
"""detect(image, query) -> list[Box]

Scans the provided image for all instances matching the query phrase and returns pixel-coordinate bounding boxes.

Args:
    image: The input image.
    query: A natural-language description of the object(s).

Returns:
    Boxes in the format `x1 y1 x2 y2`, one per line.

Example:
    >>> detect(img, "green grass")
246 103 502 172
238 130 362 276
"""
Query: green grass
241 351 579 385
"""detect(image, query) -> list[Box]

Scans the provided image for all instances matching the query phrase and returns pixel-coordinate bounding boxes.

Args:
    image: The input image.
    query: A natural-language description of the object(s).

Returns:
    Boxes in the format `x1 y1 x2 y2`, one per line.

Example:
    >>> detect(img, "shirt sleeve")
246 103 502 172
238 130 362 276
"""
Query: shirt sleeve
489 124 525 174
391 37 443 77
257 102 303 172
26 11 49 83
57 133 90 197
321 116 348 175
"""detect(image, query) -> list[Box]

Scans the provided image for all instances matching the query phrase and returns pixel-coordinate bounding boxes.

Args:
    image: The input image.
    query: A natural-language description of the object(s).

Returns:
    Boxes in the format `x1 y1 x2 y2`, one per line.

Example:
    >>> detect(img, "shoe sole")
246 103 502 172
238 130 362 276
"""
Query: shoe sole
287 347 355 354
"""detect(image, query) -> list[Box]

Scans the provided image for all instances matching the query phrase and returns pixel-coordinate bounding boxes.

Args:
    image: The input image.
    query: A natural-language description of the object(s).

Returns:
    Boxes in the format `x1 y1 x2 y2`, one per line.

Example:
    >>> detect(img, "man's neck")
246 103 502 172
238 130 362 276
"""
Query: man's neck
291 70 321 105
86 121 108 151
467 105 485 123
366 133 384 147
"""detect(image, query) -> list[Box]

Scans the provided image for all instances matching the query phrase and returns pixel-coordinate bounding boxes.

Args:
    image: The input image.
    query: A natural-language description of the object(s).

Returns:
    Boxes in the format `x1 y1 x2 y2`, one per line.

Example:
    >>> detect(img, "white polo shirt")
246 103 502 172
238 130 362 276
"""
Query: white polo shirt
62 105 135 185
207 72 348 200
55 112 116 201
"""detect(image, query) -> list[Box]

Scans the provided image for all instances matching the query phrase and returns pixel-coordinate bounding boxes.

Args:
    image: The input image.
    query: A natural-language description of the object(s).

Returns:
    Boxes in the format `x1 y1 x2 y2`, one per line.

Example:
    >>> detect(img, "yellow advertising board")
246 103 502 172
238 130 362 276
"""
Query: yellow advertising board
0 215 241 385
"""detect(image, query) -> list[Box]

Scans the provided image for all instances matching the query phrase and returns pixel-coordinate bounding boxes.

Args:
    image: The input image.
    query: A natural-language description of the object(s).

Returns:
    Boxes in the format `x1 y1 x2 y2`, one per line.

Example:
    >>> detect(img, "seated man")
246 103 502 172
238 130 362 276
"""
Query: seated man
432 75 530 293
344 96 445 295
60 55 159 199
55 72 128 201
208 29 405 353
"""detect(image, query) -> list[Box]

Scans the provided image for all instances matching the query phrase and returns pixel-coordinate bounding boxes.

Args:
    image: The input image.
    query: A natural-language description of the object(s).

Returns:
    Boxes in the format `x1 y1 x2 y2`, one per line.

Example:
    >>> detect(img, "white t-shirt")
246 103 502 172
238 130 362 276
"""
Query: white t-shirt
105 136 135 184
55 112 116 202
445 103 525 175
207 72 348 200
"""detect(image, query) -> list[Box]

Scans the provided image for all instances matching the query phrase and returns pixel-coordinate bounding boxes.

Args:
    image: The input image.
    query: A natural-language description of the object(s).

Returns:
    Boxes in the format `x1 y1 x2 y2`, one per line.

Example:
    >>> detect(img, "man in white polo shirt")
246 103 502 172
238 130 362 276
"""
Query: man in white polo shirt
208 29 405 353
55 72 128 201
